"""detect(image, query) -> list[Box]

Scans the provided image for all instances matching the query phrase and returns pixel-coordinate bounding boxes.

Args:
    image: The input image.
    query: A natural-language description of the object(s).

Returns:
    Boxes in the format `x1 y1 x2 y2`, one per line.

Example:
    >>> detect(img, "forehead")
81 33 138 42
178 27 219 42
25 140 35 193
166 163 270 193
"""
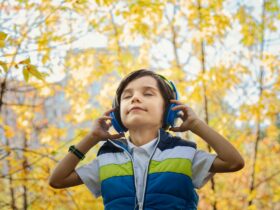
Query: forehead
122 76 159 93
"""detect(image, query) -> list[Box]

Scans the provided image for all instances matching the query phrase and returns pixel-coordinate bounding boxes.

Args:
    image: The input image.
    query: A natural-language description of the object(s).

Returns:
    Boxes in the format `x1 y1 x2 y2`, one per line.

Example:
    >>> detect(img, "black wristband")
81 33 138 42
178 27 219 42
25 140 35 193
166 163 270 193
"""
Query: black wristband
68 145 85 160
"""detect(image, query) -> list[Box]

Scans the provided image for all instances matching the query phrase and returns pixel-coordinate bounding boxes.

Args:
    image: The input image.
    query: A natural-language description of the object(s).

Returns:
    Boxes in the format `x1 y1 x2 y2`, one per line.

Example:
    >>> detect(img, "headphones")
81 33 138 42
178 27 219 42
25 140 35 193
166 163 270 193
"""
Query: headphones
109 74 180 133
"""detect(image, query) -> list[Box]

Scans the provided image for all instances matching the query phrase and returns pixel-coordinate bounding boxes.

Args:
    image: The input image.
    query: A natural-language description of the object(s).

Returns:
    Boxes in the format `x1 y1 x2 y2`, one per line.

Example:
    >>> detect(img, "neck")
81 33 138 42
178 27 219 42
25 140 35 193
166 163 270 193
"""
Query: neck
128 127 159 147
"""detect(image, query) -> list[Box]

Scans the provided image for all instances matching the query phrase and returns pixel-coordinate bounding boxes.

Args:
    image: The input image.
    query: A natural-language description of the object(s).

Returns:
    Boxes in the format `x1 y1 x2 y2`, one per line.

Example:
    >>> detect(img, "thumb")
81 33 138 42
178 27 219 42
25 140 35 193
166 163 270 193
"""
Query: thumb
109 132 125 139
169 127 180 132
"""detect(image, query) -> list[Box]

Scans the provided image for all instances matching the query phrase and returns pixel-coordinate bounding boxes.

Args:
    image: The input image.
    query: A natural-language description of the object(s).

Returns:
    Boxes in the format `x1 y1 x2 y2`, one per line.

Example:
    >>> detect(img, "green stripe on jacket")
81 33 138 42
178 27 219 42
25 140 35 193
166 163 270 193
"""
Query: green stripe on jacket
100 161 133 181
100 158 192 182
149 158 192 177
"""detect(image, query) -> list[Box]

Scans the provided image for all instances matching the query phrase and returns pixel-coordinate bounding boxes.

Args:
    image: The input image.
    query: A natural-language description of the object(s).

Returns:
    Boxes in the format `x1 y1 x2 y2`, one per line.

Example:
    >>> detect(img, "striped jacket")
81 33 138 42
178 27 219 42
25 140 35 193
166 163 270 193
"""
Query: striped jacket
97 128 199 210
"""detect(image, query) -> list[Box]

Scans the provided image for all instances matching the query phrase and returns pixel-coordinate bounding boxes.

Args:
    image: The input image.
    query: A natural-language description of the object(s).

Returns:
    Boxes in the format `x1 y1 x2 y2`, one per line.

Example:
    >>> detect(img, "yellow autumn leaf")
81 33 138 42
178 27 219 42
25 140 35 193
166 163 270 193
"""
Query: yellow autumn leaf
0 32 7 48
75 0 88 3
23 67 29 82
27 64 45 81
273 186 280 202
247 205 258 210
0 60 8 72
0 31 7 40
247 189 257 202
0 40 5 48
4 125 15 138
4 146 11 153
42 53 49 64
266 125 279 139
19 57 31 65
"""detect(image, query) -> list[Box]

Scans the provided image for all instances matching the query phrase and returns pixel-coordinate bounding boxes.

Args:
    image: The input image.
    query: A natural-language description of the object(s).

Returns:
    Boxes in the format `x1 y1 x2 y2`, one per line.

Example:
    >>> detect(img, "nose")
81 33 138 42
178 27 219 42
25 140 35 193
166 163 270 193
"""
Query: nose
131 92 141 103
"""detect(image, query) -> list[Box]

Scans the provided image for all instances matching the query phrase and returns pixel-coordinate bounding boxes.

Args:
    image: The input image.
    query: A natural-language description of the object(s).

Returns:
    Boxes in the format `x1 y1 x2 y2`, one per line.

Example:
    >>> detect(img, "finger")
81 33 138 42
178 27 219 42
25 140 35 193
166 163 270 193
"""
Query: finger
174 112 183 119
99 116 113 121
102 121 112 130
170 100 191 111
169 127 181 132
109 133 125 139
99 117 112 128
100 121 109 130
105 121 112 130
171 105 188 111
170 99 184 105
104 108 116 116
177 114 184 120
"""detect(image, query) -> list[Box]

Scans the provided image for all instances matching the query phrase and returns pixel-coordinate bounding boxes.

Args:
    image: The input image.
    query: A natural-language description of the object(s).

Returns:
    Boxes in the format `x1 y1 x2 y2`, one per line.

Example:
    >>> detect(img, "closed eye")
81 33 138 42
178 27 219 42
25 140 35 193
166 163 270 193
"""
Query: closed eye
122 93 153 99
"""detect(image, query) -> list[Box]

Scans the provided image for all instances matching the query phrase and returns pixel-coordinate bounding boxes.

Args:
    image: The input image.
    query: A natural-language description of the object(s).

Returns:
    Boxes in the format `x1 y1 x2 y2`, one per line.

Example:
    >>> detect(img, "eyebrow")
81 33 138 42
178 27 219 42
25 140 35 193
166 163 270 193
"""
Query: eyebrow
122 86 158 95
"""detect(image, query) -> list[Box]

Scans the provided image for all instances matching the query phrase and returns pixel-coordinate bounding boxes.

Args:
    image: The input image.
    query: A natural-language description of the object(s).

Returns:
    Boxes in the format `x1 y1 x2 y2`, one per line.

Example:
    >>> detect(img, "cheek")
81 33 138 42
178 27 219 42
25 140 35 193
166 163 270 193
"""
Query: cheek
153 103 165 120
160 103 166 121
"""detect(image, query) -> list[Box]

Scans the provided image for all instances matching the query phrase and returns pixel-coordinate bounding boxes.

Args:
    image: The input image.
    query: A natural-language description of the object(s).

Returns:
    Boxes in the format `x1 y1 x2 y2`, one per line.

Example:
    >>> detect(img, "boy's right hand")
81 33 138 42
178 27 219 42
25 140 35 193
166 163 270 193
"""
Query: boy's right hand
88 108 125 143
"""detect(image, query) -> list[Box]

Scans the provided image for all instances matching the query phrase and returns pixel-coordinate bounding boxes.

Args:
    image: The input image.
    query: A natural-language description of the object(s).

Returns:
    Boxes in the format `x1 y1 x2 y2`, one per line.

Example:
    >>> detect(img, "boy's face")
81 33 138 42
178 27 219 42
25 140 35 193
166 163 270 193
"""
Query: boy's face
120 76 165 130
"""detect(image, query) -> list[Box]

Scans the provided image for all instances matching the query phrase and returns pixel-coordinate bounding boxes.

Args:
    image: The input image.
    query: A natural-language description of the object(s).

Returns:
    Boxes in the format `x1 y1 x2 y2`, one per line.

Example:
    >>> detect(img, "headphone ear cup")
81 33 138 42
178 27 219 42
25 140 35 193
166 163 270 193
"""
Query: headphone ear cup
111 96 127 134
165 103 180 127
109 110 127 134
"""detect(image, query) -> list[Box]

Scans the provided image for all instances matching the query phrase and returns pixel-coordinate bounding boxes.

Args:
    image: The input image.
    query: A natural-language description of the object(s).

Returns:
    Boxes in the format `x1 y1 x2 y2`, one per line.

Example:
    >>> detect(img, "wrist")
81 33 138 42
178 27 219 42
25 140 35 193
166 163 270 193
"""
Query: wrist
190 119 206 134
76 134 99 154
85 133 101 145
69 145 85 160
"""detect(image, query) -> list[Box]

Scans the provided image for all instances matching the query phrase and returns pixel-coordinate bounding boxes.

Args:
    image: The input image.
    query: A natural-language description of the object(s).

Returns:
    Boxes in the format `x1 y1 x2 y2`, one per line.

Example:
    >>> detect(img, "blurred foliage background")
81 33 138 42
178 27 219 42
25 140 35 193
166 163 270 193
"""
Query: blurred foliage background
0 0 279 209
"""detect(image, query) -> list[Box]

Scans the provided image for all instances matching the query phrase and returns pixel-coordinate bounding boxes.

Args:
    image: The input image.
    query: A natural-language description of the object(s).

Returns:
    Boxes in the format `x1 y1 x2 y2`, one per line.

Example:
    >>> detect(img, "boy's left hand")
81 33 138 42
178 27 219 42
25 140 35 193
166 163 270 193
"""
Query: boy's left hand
168 99 202 132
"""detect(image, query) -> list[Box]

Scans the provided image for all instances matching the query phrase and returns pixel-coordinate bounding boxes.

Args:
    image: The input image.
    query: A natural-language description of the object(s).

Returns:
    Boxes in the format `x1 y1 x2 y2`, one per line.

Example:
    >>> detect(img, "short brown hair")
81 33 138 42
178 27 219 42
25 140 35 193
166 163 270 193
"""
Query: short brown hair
113 69 176 130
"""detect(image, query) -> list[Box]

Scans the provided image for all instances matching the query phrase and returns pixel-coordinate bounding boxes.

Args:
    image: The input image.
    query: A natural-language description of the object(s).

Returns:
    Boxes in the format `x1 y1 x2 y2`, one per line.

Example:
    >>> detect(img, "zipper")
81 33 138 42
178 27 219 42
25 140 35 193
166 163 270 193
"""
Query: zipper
107 139 139 210
139 129 161 210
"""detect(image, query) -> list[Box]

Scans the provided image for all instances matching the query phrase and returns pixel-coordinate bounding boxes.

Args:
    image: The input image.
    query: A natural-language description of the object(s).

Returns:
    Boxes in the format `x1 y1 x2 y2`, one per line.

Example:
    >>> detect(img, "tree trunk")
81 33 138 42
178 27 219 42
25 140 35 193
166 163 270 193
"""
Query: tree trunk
4 108 18 209
22 134 28 210
248 0 266 207
197 0 217 209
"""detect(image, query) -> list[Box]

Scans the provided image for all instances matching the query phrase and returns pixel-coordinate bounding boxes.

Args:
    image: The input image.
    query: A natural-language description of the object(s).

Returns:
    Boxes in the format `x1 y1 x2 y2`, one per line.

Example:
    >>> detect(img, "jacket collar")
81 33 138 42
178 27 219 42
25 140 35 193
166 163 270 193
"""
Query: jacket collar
107 128 172 150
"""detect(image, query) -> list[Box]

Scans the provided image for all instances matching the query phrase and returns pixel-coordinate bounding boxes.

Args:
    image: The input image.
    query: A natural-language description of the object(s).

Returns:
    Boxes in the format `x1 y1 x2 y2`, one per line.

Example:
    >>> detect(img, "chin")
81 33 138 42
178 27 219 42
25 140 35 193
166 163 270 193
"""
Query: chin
124 121 146 128
124 121 159 129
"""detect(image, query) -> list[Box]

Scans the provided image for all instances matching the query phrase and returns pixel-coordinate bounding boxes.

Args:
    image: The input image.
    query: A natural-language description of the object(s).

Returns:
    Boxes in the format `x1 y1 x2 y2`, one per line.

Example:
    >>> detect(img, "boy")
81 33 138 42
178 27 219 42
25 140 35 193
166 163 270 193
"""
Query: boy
49 69 244 209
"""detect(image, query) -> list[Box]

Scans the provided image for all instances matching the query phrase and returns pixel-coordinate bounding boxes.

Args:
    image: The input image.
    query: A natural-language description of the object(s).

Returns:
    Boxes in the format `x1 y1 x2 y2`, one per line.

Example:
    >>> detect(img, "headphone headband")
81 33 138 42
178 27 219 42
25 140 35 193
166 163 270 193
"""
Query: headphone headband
156 74 179 100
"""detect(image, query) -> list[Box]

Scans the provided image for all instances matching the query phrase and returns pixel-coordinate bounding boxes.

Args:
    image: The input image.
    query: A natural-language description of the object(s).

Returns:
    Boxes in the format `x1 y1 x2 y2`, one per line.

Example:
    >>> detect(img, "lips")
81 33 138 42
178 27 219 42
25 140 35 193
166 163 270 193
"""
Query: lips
128 107 146 113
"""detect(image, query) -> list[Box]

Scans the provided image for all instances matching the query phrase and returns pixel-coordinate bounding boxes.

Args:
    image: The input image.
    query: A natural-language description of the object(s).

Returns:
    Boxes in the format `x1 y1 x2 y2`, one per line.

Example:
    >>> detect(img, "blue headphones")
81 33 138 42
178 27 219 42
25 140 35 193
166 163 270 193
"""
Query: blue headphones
109 74 180 133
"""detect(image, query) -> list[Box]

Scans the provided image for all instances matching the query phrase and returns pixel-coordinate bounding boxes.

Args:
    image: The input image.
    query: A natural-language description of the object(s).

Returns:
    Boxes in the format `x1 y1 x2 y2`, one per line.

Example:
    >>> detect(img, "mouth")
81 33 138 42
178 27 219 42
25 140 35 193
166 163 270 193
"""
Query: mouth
128 107 147 114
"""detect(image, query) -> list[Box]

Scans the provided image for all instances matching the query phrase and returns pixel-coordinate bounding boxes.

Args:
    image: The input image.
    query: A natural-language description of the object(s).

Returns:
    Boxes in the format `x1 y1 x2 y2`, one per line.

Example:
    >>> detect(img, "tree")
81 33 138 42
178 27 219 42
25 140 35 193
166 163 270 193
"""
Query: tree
0 0 279 209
